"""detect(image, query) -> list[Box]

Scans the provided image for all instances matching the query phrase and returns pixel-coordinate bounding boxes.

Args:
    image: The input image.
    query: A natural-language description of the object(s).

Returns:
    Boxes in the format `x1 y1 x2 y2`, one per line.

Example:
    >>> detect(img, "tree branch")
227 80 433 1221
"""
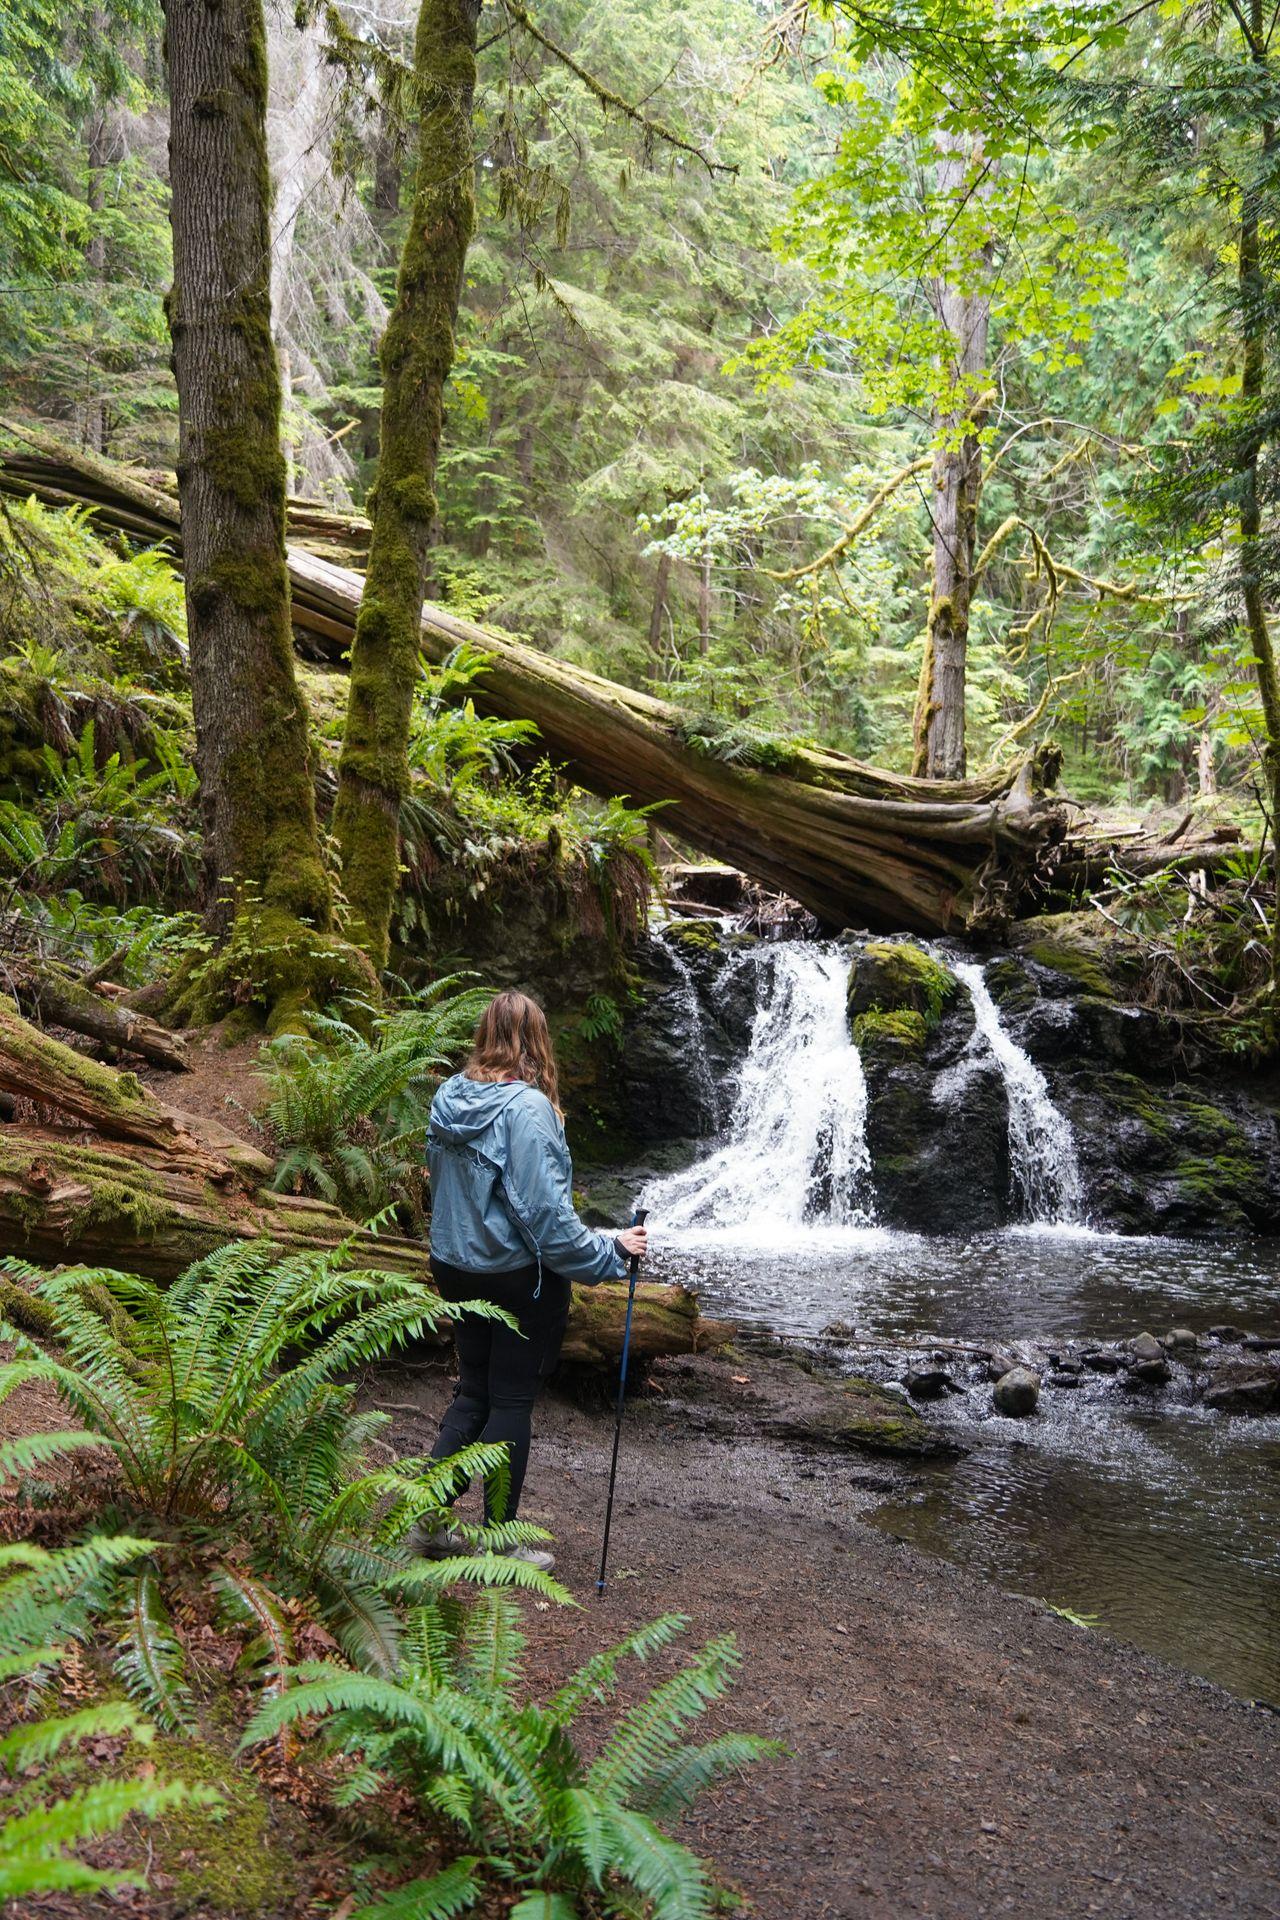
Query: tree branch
500 0 736 176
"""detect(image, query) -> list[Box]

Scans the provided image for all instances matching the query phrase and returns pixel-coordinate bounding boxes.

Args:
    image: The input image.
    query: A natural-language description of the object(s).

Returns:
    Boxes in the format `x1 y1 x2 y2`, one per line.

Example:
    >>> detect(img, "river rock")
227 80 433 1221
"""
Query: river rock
1125 1356 1173 1387
1242 1334 1280 1352
1129 1332 1165 1363
1203 1363 1280 1416
1208 1325 1245 1343
905 1367 954 1401
1081 1347 1124 1373
1165 1328 1199 1351
993 1366 1041 1416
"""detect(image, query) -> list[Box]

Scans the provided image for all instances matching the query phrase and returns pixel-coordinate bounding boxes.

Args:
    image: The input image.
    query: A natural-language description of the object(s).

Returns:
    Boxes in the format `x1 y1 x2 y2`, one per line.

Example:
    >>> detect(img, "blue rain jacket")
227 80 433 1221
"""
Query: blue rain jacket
427 1073 627 1290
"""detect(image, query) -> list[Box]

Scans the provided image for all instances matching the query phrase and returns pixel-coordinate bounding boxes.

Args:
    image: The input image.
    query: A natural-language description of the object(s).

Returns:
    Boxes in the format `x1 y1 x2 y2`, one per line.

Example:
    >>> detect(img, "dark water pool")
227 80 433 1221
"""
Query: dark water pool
646 1224 1280 1704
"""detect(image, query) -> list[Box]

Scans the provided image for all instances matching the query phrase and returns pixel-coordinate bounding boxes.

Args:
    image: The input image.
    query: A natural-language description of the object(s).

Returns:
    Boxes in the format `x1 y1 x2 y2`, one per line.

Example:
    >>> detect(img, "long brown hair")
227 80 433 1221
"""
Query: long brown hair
465 989 562 1115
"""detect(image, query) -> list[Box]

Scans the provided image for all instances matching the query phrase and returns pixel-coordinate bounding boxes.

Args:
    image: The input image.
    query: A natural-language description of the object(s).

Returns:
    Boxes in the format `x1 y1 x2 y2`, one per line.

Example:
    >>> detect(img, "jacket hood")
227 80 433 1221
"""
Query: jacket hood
429 1073 530 1144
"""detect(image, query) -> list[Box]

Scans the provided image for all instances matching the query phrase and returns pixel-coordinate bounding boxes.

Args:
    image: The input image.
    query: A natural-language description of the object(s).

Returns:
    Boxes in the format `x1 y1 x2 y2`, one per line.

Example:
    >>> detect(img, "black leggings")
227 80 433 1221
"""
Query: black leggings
429 1259 570 1521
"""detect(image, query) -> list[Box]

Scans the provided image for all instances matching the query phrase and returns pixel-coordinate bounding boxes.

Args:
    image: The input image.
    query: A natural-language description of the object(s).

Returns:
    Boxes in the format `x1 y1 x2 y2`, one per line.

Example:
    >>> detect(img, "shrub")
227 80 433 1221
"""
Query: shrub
1 1243 560 1729
245 1598 780 1919
260 975 493 1224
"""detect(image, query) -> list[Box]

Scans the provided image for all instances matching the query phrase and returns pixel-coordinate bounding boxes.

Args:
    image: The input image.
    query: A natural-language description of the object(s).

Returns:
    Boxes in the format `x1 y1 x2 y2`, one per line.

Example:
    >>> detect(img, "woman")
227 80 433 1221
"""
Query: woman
425 989 648 1571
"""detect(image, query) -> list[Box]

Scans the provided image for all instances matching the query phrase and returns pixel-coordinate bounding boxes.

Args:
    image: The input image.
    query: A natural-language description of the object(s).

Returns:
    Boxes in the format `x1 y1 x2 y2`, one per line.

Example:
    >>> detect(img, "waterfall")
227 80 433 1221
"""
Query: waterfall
656 930 722 1131
641 942 875 1238
950 958 1083 1226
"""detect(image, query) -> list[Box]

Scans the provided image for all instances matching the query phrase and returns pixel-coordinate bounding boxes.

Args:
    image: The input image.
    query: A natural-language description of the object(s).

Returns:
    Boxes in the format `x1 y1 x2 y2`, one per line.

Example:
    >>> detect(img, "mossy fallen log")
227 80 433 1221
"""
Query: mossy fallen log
0 429 1067 935
11 962 190 1072
0 998 700 1366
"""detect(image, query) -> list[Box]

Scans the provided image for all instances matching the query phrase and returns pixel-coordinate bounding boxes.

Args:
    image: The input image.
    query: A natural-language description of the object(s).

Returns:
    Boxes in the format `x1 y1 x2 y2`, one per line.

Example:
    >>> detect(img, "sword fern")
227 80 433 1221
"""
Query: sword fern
245 1596 781 1920
0 1242 560 1727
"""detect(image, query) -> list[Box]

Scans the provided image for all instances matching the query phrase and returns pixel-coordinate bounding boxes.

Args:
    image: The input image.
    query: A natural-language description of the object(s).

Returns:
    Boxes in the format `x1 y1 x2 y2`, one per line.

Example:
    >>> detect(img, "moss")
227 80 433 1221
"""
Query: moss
853 1007 928 1057
72 1179 167 1241
1172 1154 1257 1205
1027 941 1117 1000
142 1731 298 1915
848 940 956 1036
667 919 722 955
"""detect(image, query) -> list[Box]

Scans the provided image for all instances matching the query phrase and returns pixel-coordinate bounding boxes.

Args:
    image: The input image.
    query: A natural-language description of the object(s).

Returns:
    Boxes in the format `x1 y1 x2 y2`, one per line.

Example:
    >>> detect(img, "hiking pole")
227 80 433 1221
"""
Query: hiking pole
595 1207 647 1596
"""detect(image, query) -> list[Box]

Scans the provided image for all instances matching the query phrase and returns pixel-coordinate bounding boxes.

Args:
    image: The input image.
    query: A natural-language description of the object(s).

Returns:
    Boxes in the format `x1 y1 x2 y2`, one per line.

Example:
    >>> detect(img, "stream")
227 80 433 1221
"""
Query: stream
635 936 1280 1707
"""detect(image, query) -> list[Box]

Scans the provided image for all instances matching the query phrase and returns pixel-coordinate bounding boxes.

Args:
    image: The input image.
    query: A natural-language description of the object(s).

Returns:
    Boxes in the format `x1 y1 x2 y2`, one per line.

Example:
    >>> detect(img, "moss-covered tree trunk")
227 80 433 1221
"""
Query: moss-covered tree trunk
332 0 482 968
162 0 336 996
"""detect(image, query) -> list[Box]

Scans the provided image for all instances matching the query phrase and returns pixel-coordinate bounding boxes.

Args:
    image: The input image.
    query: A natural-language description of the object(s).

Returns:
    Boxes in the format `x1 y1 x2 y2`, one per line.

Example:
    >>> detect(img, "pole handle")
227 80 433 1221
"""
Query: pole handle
595 1206 648 1595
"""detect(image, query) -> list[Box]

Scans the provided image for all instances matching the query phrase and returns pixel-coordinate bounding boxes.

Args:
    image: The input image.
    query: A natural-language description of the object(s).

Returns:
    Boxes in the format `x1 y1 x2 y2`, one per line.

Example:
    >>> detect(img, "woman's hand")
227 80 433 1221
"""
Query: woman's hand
616 1224 649 1260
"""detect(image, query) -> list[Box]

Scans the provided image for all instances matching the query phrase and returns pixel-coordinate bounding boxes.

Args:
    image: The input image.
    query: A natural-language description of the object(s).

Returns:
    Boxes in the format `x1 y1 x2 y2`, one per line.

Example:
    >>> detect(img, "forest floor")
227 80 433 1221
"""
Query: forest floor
27 1035 1280 1918
364 1348 1280 1920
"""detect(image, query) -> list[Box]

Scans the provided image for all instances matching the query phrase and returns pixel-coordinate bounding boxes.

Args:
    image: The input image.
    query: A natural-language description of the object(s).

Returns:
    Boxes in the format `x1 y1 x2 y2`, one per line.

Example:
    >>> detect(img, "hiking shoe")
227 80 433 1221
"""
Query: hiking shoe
407 1523 469 1560
502 1544 556 1573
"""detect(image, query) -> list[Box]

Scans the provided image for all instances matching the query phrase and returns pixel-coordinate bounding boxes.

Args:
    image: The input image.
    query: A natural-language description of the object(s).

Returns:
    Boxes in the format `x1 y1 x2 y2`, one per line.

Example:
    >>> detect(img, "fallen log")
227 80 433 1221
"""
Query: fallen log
0 429 1068 935
11 963 190 1072
0 997 699 1367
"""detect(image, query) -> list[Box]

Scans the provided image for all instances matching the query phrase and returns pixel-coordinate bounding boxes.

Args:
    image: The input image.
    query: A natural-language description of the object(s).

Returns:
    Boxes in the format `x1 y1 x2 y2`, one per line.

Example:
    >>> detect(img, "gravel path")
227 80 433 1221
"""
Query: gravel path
371 1349 1280 1920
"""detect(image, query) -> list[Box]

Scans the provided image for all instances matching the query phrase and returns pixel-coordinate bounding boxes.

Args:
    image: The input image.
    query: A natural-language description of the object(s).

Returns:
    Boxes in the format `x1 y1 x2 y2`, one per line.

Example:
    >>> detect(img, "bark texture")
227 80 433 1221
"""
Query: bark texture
332 0 481 966
913 136 993 781
162 0 332 940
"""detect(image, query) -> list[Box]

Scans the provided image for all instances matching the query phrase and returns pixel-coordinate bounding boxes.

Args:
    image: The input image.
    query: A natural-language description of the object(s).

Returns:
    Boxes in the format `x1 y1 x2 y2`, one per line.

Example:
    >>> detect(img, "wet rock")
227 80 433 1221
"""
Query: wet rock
1208 1325 1245 1343
993 1366 1041 1417
1130 1332 1165 1364
1125 1357 1173 1387
1165 1328 1199 1351
1203 1363 1280 1415
905 1367 954 1401
1242 1333 1280 1353
1052 1356 1083 1376
1045 1370 1083 1388
1081 1348 1124 1374
821 1319 859 1342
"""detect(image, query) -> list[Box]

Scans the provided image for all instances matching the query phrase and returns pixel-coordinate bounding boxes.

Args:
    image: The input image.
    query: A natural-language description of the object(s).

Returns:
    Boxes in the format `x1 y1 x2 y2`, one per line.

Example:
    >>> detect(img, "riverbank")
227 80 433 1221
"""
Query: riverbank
367 1344 1280 1920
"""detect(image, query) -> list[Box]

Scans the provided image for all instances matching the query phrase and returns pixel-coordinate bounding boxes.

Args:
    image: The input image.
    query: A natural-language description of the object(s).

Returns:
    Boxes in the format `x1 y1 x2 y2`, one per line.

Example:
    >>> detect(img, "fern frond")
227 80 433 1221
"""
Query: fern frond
586 1639 741 1804
351 1855 482 1920
508 1893 581 1920
0 1429 101 1483
548 1616 689 1726
112 1568 192 1731
627 1733 784 1821
0 1700 150 1770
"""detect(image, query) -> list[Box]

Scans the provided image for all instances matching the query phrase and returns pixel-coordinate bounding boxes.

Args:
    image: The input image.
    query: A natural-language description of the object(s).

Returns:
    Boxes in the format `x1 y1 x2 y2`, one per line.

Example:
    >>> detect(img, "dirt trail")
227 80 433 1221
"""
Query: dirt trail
369 1349 1280 1920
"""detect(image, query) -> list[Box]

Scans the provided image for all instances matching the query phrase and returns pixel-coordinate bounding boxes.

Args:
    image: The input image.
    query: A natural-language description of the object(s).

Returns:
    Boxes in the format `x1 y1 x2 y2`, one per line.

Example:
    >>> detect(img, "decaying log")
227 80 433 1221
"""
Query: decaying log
0 430 1068 936
11 964 190 1072
0 997 701 1367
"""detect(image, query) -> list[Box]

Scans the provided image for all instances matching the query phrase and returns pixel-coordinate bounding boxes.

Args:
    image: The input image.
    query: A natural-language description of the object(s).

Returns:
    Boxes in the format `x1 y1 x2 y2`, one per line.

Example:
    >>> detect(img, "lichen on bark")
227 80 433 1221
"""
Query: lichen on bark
332 0 483 968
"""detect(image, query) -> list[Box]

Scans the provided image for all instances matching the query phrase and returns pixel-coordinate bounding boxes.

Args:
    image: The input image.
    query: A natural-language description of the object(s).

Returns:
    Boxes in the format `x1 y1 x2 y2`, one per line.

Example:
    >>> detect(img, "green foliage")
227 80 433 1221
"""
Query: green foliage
0 1243 560 1728
244 1598 780 1919
0 1649 214 1903
259 975 492 1223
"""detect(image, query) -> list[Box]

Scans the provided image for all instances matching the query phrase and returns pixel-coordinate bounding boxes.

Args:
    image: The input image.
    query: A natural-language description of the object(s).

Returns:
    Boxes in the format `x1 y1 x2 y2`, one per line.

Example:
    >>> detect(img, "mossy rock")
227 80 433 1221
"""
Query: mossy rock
847 940 956 1030
776 1372 965 1460
666 919 724 956
1013 910 1145 1001
852 1007 928 1060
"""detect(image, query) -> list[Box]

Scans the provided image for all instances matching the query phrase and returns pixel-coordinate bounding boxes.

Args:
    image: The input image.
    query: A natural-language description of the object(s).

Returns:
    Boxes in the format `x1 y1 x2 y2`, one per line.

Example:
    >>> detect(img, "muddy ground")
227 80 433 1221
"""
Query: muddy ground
365 1345 1280 1920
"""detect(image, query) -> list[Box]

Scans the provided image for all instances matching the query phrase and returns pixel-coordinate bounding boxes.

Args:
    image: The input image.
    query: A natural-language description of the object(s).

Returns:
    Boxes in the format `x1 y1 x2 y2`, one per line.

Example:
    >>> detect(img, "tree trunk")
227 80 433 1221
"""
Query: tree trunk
648 550 671 665
913 132 994 782
332 0 481 968
83 103 109 456
1236 20 1280 977
162 0 335 976
11 964 190 1072
698 540 713 655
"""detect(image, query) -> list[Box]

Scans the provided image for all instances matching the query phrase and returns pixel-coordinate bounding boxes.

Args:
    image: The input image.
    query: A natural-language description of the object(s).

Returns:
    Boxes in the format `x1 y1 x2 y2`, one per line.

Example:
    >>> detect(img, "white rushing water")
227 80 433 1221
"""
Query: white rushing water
641 942 875 1242
949 957 1084 1226
658 931 722 1131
